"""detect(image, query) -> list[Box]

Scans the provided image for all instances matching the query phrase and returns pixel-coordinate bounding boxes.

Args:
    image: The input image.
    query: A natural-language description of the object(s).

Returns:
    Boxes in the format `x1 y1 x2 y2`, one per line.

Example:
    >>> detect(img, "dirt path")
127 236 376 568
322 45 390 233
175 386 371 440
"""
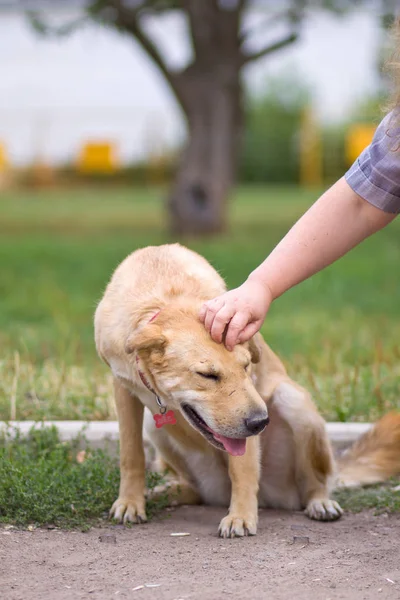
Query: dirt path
1 507 400 600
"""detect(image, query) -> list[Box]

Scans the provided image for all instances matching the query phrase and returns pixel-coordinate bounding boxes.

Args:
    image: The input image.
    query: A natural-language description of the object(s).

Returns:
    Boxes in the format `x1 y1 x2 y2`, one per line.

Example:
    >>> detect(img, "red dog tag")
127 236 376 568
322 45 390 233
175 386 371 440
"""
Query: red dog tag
153 410 177 428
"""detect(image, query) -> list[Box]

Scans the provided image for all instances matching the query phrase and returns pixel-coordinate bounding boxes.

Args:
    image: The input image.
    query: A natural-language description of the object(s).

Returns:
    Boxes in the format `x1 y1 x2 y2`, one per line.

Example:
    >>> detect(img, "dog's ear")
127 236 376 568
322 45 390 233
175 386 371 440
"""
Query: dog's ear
125 324 167 356
248 334 261 364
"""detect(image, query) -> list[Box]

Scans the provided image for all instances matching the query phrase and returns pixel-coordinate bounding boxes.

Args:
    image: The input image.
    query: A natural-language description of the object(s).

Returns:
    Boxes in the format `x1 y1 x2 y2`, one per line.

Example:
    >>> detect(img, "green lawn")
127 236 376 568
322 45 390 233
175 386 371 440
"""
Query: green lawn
0 424 168 529
1 184 399 422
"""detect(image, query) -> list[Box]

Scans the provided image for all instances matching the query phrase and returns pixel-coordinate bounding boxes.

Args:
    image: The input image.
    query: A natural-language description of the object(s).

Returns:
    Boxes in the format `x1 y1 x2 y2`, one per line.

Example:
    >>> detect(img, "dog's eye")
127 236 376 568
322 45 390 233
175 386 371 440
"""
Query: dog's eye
196 371 219 381
244 363 250 371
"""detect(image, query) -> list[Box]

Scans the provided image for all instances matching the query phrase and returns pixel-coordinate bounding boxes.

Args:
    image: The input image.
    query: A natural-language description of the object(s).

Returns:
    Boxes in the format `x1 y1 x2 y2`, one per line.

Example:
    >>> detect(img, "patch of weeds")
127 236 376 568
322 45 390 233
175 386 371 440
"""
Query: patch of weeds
333 479 400 514
0 424 168 529
144 470 171 520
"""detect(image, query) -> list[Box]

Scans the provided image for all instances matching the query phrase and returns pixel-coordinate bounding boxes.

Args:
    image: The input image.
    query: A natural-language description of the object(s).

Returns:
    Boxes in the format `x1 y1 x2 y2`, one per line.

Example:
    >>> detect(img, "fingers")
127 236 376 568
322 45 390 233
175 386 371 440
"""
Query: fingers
198 303 208 322
209 303 237 343
202 297 225 333
199 291 263 350
199 297 224 325
224 311 251 351
237 320 263 344
200 297 226 334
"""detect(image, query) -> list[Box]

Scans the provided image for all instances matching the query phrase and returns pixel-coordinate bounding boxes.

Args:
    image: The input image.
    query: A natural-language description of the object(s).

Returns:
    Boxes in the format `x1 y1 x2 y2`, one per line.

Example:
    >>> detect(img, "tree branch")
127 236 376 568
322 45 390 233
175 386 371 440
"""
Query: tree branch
27 10 89 37
101 1 169 75
240 9 296 46
94 0 186 111
241 32 298 64
120 19 170 79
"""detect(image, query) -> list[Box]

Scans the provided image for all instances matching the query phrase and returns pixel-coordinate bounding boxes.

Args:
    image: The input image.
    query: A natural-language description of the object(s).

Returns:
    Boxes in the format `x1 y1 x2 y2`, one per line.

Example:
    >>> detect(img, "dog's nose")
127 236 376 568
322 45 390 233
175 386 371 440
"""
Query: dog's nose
245 413 269 435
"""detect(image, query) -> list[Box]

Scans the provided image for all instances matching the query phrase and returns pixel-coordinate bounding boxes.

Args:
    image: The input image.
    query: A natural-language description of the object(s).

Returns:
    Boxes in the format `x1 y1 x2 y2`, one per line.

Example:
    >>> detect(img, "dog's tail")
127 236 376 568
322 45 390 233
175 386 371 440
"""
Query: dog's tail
336 412 400 488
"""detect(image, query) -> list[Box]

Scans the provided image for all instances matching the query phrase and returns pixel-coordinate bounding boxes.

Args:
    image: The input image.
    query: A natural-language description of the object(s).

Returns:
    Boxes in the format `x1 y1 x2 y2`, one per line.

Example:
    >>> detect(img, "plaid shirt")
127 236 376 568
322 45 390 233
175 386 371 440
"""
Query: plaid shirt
345 111 400 214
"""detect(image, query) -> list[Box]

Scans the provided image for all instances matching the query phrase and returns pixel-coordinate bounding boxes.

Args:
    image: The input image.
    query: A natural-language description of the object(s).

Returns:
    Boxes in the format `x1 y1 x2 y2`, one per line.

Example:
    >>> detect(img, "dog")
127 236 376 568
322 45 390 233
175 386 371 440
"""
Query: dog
94 243 400 538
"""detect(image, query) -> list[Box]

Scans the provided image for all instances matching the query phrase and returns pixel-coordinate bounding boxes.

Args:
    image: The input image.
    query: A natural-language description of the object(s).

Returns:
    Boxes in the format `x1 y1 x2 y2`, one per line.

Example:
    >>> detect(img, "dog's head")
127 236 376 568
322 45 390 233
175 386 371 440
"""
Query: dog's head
126 309 269 456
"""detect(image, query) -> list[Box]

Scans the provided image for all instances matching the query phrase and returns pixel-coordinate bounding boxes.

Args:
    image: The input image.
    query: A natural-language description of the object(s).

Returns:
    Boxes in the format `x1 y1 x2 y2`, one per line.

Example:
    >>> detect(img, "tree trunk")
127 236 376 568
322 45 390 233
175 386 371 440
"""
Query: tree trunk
84 0 301 236
168 68 243 235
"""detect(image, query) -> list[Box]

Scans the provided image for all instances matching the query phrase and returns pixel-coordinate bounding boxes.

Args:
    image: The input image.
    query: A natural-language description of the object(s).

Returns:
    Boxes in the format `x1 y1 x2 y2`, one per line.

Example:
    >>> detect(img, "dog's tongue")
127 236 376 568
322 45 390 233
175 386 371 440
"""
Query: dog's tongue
201 421 247 456
212 433 247 456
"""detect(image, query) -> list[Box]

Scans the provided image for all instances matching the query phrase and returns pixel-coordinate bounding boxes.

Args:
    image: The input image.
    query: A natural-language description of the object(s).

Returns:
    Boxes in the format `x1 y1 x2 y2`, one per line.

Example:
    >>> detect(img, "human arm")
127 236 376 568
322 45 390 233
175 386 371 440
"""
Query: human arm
200 177 396 350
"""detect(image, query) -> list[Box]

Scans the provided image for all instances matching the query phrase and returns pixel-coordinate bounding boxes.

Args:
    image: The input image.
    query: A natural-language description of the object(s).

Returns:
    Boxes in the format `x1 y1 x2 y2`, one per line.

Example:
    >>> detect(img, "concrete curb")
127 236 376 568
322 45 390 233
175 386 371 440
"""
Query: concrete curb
0 420 372 447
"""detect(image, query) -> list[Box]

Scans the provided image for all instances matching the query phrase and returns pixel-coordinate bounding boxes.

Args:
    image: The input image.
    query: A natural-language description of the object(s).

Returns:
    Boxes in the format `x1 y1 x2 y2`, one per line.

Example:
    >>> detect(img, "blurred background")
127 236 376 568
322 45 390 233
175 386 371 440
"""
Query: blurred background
1 0 400 424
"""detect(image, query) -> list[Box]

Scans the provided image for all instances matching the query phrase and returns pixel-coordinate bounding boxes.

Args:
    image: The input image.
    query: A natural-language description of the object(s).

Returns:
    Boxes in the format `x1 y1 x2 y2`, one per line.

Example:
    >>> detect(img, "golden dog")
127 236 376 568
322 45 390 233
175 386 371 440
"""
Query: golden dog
94 244 400 537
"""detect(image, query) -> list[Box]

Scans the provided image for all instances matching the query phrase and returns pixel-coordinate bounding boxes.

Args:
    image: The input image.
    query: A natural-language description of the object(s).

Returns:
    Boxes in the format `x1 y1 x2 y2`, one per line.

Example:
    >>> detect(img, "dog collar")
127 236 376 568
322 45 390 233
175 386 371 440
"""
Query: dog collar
134 312 176 429
148 310 161 323
135 355 166 412
135 310 162 399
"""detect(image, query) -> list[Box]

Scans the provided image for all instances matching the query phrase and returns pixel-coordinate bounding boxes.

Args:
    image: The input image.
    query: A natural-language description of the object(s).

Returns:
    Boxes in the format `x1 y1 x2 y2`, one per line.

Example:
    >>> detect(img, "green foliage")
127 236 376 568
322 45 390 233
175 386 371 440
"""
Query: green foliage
348 92 386 125
240 75 309 183
322 92 386 183
334 480 400 513
240 77 388 186
55 160 177 186
321 122 347 184
0 424 168 528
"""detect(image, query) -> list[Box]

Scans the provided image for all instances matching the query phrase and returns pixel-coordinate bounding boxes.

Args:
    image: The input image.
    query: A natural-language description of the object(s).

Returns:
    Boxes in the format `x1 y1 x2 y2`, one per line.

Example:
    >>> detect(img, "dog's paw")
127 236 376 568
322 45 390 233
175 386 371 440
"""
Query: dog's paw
109 496 147 524
305 499 343 521
218 514 257 538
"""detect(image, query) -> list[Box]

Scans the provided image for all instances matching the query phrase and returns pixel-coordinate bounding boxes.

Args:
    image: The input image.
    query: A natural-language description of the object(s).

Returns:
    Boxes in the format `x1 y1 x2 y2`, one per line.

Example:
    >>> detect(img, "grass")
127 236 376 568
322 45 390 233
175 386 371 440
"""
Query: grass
0 424 398 529
0 424 168 529
0 184 400 422
334 480 400 514
1 184 398 527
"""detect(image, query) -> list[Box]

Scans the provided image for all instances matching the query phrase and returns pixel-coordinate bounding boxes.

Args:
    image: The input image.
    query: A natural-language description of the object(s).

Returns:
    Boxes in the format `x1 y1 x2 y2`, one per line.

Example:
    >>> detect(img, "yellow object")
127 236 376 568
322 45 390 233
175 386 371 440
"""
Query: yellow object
77 141 118 174
346 124 376 166
299 106 323 187
0 143 8 171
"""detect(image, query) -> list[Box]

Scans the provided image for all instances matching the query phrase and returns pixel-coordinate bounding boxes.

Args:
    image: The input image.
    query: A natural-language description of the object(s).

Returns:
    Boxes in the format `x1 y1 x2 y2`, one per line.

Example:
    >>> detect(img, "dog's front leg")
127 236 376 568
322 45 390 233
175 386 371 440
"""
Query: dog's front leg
110 377 147 524
218 437 260 538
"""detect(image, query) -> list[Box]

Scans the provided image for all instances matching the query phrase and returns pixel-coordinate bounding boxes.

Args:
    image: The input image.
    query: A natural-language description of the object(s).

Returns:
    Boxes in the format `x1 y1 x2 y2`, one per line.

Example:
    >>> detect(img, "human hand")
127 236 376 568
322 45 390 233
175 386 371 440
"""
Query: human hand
199 278 273 350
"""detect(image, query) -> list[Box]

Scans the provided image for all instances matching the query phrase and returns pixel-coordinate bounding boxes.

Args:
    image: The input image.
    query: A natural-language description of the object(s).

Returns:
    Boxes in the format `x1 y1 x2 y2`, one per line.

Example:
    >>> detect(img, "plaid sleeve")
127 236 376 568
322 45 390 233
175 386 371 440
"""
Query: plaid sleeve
345 112 400 214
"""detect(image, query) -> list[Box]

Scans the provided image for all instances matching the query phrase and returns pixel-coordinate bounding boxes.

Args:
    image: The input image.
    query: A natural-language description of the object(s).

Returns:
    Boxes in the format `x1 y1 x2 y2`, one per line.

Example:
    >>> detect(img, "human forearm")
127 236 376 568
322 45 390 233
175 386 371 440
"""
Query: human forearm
200 177 397 349
248 177 396 300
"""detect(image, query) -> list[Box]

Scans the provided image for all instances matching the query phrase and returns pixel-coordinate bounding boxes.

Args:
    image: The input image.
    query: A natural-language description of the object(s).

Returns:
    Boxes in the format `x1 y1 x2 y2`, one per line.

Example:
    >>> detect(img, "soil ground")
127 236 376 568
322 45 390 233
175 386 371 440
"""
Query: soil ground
1 506 400 600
